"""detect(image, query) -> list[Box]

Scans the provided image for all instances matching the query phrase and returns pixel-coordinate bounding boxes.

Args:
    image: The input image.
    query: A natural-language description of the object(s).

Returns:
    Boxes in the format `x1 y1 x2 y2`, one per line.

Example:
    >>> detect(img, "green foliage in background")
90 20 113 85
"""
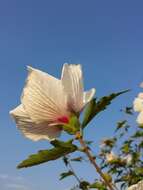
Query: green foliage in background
18 90 142 190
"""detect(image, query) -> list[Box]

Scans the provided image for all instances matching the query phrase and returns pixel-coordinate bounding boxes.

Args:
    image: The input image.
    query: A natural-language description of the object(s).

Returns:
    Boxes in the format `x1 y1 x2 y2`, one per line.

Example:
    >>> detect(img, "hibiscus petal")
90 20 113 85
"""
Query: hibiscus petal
10 105 62 141
137 111 143 126
83 88 96 105
21 66 68 124
133 97 143 112
61 64 84 112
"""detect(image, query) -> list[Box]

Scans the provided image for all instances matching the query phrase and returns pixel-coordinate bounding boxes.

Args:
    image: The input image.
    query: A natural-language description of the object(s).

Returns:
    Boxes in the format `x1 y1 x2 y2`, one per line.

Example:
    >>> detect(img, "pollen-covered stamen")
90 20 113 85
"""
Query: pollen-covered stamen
57 116 69 124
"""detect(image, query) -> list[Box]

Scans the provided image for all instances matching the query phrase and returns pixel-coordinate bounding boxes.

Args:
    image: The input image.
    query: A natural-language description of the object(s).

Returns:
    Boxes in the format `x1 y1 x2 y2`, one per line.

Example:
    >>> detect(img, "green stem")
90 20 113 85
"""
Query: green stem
76 132 115 190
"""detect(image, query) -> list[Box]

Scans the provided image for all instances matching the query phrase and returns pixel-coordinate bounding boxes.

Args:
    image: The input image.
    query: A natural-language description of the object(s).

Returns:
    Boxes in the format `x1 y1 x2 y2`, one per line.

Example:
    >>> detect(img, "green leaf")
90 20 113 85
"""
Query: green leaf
132 131 143 138
139 141 143 149
125 107 133 115
89 181 107 190
82 98 96 128
70 156 83 162
134 167 143 175
62 115 80 134
59 170 74 180
101 138 117 148
121 142 131 154
84 140 93 145
79 181 90 190
82 90 130 128
132 152 140 163
62 156 69 166
102 173 112 183
115 120 127 132
17 140 77 169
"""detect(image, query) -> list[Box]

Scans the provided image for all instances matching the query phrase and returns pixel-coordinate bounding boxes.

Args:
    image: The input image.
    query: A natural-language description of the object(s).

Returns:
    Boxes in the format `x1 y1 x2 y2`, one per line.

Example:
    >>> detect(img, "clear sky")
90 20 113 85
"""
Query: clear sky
0 0 143 190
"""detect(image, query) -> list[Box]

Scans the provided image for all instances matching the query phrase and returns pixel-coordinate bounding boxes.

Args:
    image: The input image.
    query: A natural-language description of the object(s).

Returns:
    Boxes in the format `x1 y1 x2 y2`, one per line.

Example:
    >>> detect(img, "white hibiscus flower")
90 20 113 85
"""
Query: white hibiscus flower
133 92 143 126
106 152 118 163
10 64 95 141
133 93 143 112
122 154 132 165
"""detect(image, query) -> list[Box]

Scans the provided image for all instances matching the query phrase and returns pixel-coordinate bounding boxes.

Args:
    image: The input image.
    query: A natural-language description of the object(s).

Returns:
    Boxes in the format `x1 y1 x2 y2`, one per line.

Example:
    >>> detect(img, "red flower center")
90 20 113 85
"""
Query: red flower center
57 116 69 124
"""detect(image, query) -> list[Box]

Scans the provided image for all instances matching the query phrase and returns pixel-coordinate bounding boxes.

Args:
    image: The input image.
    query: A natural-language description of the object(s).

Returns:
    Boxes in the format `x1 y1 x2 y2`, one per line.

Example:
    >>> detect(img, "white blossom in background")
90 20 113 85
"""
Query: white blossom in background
128 180 143 190
128 184 138 190
122 154 132 165
105 151 118 163
10 64 95 141
133 92 143 126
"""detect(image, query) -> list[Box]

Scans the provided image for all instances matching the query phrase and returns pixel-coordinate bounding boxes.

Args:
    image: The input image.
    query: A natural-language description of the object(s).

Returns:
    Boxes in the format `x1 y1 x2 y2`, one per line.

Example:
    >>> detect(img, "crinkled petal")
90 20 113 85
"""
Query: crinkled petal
133 97 143 112
21 66 69 124
83 88 96 105
137 111 143 126
10 105 62 141
61 64 84 112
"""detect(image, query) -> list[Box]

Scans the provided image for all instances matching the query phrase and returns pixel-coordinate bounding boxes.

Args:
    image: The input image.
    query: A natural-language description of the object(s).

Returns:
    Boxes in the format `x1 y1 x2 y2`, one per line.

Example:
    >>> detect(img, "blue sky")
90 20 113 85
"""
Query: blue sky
0 0 143 189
